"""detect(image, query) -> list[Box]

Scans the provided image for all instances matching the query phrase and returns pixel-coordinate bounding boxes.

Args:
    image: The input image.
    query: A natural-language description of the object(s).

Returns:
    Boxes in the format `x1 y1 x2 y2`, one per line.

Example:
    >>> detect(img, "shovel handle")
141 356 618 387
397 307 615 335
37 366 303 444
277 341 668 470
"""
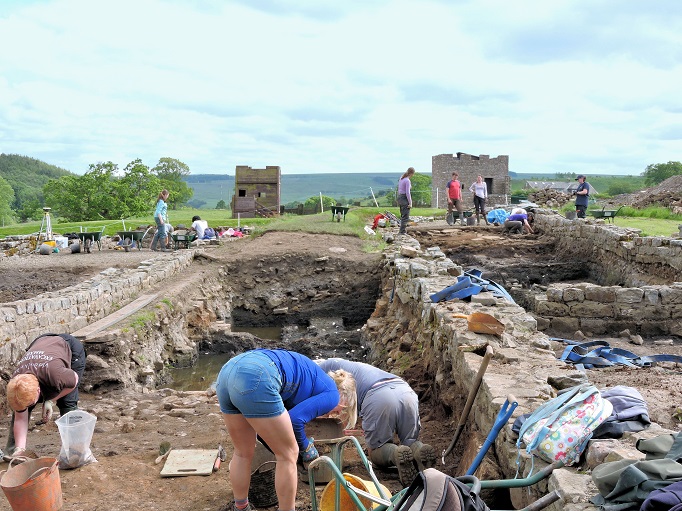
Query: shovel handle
452 314 469 319
442 345 494 462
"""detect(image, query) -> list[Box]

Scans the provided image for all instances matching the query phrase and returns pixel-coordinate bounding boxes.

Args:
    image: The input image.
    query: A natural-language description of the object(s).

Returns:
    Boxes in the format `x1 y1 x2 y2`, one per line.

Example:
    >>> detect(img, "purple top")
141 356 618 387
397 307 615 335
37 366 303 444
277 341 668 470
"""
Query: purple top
508 213 528 222
398 177 412 205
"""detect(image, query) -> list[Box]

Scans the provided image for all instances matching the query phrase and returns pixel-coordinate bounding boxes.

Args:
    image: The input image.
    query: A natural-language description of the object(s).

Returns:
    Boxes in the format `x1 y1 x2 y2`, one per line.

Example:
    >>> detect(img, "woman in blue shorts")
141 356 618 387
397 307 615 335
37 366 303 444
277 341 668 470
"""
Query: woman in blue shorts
216 349 356 511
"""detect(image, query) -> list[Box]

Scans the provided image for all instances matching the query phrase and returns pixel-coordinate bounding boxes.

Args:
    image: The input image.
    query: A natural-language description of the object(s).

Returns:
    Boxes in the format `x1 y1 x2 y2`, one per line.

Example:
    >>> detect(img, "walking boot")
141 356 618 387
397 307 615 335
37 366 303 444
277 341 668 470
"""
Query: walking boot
410 441 437 472
369 443 418 487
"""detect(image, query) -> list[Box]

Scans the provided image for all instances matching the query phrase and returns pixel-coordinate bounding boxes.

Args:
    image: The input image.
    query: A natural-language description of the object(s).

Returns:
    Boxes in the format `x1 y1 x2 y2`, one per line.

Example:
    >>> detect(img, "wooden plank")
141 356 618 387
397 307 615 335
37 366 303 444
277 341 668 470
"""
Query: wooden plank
73 293 158 341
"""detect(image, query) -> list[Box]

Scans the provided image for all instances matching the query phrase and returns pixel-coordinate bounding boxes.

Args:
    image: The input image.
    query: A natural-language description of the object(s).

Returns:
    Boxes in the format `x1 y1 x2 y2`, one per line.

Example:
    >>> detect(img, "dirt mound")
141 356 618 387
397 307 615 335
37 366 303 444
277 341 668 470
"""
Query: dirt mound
610 175 682 211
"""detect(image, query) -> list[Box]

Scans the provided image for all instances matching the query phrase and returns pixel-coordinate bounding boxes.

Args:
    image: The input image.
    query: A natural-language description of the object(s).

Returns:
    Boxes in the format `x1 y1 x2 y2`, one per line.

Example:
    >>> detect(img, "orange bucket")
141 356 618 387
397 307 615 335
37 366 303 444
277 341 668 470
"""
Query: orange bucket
0 457 63 511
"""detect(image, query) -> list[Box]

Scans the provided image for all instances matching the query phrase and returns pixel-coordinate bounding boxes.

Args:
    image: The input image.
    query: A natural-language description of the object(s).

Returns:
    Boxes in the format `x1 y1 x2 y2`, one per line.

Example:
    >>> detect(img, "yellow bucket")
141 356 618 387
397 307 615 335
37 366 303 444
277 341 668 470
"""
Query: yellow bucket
320 473 391 511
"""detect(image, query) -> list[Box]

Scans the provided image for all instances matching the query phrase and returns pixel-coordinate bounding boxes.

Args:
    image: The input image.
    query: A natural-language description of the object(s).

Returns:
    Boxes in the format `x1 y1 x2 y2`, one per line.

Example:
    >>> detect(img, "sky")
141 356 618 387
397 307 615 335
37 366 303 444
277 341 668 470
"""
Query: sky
0 1 680 177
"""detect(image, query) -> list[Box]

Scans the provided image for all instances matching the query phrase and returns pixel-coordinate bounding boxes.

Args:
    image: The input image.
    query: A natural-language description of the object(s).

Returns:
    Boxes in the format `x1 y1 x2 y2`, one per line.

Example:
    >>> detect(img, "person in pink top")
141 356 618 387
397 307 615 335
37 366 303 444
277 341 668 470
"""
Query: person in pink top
446 172 464 225
397 167 415 235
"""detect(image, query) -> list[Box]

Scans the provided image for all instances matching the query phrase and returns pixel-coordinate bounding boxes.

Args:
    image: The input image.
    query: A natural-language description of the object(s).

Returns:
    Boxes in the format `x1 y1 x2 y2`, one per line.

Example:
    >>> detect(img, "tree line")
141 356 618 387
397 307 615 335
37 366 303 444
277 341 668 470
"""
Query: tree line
0 155 193 223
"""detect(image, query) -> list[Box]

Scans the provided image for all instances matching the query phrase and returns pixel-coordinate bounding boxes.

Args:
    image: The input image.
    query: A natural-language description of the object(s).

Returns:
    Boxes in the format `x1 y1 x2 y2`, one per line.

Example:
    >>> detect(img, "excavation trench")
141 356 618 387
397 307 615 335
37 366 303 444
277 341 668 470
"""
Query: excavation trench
1 223 680 510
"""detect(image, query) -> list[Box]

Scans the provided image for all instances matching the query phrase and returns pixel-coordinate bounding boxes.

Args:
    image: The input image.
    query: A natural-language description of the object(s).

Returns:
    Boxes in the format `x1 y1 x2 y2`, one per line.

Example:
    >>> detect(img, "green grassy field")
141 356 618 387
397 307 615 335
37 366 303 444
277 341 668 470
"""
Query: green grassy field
0 206 678 240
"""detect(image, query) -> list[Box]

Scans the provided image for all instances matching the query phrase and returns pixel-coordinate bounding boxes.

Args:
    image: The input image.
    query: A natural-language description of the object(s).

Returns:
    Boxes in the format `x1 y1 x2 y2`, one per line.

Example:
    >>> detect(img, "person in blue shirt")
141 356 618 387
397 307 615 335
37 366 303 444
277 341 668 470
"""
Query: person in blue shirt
317 358 435 487
150 189 170 252
574 175 590 218
504 211 534 234
216 349 357 511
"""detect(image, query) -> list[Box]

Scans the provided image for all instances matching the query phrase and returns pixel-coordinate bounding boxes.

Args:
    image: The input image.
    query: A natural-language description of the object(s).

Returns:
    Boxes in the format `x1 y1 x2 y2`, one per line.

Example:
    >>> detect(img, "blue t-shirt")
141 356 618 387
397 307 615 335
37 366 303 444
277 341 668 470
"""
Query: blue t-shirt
154 199 168 222
261 349 339 449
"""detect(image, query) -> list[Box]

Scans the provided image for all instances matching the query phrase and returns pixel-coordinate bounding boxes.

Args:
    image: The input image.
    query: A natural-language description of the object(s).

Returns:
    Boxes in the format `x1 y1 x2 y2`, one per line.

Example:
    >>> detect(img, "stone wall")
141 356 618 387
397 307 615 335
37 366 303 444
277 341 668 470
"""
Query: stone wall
532 282 682 336
533 210 682 286
431 152 510 208
0 251 195 370
363 235 672 511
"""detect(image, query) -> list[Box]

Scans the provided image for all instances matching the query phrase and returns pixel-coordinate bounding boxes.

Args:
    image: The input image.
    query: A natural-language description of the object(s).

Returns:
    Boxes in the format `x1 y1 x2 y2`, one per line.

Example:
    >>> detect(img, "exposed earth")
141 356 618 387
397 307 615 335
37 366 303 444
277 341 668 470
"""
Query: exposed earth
0 226 681 511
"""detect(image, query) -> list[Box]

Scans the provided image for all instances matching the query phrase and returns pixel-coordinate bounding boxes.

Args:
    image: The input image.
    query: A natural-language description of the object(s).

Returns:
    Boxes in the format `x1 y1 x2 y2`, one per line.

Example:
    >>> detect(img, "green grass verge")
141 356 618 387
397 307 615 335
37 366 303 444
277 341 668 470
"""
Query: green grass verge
1 205 676 240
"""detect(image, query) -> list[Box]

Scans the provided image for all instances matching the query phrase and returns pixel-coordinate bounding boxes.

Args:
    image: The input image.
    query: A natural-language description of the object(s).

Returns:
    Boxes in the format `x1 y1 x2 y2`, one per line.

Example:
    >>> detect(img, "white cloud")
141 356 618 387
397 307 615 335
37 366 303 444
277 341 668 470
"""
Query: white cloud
0 0 680 176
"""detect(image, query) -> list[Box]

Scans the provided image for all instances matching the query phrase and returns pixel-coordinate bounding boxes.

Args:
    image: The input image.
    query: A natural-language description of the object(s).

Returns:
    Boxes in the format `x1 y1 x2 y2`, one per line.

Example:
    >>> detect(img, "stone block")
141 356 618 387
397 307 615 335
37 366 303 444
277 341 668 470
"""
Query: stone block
400 246 419 258
584 286 616 302
536 300 570 316
661 287 682 305
580 318 608 335
563 287 585 303
546 287 564 302
615 288 644 303
551 316 580 333
535 315 551 331
569 301 615 318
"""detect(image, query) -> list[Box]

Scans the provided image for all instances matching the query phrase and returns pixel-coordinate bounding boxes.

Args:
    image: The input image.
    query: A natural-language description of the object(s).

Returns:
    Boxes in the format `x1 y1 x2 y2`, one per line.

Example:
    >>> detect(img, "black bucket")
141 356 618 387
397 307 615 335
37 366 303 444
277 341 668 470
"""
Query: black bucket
249 461 277 508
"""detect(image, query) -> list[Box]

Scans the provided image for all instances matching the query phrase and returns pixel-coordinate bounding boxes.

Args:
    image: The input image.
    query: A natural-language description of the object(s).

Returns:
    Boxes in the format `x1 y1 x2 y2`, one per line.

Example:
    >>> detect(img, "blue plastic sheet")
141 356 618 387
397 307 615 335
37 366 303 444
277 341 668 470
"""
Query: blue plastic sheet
487 208 509 225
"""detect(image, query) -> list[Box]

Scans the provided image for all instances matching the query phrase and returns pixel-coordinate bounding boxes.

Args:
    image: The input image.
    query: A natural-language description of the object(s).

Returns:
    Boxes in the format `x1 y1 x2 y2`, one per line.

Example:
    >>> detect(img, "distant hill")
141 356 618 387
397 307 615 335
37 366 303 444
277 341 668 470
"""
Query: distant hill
0 153 74 215
185 173 398 208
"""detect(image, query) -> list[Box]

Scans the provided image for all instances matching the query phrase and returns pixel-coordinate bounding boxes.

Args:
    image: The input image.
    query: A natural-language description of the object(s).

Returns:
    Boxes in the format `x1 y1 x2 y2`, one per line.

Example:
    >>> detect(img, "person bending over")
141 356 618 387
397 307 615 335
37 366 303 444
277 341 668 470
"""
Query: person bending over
216 349 357 511
317 358 435 486
4 332 85 462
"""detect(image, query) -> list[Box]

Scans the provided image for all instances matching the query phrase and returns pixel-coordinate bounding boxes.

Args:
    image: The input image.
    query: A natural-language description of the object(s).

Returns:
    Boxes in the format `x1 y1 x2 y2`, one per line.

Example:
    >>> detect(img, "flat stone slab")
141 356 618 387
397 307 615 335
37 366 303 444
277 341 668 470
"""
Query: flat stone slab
73 293 158 341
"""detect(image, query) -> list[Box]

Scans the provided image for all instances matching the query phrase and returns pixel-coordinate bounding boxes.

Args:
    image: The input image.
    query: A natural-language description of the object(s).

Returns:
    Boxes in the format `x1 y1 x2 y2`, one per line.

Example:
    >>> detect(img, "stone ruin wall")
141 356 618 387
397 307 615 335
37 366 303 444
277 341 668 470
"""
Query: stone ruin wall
0 251 195 373
532 282 682 337
530 211 682 336
431 153 510 209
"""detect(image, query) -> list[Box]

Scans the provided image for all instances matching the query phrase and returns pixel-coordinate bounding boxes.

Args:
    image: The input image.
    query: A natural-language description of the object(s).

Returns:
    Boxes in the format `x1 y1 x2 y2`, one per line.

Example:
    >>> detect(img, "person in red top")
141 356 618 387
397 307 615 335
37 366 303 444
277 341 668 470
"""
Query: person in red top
3 333 85 462
446 172 464 225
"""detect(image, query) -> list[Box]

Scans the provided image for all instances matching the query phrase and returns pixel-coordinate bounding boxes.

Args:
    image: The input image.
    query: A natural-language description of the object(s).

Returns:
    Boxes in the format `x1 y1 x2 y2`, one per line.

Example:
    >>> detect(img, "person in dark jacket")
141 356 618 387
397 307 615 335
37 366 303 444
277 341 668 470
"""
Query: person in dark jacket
4 332 85 462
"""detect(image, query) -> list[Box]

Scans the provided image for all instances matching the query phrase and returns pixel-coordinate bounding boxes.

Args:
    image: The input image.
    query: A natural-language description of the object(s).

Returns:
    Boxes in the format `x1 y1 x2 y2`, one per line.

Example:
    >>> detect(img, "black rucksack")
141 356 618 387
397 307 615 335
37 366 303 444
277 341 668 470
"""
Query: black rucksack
392 469 489 511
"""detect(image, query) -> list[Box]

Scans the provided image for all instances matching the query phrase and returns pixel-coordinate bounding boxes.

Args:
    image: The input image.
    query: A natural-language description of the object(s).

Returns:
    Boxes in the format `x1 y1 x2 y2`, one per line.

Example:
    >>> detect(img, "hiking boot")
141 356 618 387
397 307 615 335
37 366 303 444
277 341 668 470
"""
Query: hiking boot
410 441 437 472
392 445 418 486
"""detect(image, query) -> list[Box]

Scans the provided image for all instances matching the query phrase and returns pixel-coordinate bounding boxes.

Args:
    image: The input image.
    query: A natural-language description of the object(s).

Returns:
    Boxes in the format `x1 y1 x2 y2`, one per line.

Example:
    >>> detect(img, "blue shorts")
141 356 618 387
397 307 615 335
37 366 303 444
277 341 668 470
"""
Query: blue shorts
216 351 285 418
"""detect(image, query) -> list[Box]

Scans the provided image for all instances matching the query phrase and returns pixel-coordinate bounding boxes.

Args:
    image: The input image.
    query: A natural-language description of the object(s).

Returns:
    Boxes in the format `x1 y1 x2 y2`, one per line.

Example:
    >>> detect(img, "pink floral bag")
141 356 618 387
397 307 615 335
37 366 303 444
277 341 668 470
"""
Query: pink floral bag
517 384 613 466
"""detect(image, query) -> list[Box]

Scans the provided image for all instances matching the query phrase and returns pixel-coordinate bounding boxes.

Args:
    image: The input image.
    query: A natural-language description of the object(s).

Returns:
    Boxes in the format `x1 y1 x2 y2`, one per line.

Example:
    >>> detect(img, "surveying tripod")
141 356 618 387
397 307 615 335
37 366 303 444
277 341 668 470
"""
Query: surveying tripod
38 207 53 242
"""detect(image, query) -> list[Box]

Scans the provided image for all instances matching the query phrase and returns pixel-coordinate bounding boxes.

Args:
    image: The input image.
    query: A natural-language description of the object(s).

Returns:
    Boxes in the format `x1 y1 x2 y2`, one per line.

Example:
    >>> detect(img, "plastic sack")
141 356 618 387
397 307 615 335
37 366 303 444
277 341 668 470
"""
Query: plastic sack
56 410 98 469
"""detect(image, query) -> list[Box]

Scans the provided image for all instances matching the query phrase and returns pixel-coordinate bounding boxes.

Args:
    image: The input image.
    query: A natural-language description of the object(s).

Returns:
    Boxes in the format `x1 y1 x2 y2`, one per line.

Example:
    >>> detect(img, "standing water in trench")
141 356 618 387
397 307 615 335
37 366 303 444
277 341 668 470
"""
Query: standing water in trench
168 326 283 390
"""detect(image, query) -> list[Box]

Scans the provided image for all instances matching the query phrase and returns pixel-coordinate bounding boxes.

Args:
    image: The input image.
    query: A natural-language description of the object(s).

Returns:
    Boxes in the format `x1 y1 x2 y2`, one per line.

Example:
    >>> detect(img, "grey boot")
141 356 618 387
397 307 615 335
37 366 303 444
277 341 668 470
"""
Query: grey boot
369 443 418 487
150 235 157 251
409 441 436 472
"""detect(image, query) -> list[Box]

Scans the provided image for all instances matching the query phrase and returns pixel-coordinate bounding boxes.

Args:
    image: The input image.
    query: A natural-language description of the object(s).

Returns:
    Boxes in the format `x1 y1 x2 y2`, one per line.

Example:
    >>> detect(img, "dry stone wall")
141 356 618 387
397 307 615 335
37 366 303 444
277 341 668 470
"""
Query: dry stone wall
0 251 195 369
529 211 682 336
363 233 675 511
532 210 682 286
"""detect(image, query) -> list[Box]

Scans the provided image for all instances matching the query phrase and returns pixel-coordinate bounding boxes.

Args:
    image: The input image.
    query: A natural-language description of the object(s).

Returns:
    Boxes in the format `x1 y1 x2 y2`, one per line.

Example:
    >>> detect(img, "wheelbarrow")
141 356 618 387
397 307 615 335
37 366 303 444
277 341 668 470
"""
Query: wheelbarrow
116 226 153 251
308 435 562 511
76 227 105 253
452 312 505 336
446 210 473 226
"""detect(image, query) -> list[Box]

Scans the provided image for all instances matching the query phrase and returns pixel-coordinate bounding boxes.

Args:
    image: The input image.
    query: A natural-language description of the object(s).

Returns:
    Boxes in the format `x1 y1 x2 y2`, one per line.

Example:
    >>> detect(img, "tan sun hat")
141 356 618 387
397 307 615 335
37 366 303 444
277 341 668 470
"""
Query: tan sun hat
6 374 39 412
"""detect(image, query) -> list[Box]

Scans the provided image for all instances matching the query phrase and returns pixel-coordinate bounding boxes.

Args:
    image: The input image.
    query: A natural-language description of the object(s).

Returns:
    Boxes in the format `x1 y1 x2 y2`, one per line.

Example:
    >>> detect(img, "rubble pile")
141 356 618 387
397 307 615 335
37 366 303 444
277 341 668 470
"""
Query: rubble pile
527 189 572 208
611 175 682 212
